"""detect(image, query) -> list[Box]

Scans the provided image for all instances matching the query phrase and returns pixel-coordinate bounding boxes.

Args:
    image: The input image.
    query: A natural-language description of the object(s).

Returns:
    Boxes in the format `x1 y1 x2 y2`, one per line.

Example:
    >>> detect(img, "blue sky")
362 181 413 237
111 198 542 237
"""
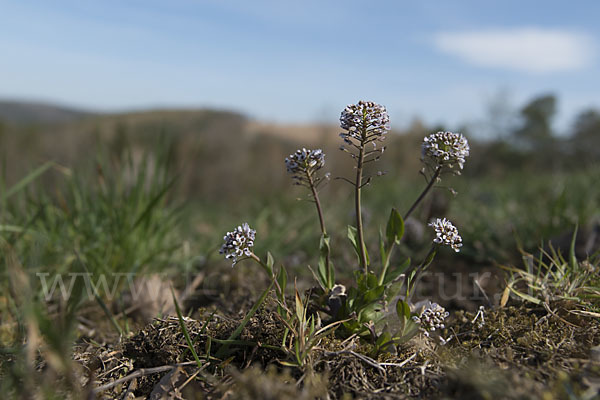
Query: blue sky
1 0 598 135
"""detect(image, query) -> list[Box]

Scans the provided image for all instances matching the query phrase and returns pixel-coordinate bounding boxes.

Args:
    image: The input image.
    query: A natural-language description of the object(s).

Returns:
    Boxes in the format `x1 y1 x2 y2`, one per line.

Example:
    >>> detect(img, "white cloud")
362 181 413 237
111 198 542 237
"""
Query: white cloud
434 28 595 73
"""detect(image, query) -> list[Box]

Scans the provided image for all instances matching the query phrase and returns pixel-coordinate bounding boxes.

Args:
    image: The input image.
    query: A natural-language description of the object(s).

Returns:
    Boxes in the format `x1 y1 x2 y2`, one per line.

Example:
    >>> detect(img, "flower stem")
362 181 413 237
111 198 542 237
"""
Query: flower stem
378 243 395 285
249 253 272 277
307 171 326 236
355 144 368 275
404 166 442 220
249 252 288 302
406 246 437 302
378 166 440 286
307 170 332 288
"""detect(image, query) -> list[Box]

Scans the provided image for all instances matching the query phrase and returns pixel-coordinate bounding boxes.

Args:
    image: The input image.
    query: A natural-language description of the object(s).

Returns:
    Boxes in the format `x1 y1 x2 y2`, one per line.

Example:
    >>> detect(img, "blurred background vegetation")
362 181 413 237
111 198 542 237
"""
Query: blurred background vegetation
1 93 598 268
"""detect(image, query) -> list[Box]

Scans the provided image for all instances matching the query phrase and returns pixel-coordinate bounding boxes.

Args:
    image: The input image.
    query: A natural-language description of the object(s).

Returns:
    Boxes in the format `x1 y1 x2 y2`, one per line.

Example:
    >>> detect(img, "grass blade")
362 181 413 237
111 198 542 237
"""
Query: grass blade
172 287 203 369
1 161 54 201
216 280 273 359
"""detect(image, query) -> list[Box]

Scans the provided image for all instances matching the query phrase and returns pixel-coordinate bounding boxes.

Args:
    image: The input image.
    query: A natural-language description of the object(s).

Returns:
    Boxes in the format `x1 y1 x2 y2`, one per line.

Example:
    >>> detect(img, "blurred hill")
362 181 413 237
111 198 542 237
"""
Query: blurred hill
0 99 429 204
1 97 598 203
0 100 94 125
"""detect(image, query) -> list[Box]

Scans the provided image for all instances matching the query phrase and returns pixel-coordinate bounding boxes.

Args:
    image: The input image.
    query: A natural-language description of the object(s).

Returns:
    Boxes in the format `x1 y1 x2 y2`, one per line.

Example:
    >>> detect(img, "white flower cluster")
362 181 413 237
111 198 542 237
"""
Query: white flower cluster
340 101 390 144
412 301 449 337
421 131 470 169
219 223 256 266
429 218 462 252
285 148 325 183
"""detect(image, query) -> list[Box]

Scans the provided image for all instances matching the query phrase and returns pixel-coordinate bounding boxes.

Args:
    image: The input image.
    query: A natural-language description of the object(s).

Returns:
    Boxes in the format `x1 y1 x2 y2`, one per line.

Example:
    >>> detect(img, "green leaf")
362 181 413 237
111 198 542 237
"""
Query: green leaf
386 208 405 245
348 225 369 264
378 228 387 265
276 265 287 301
376 331 392 348
386 280 405 301
348 225 359 258
327 260 335 289
263 251 274 276
396 299 411 320
396 300 414 338
363 285 385 303
318 233 334 289
392 320 420 344
348 225 358 245
295 287 305 322
346 287 359 309
358 302 384 324
367 272 379 289
422 249 437 271
383 258 411 285
267 251 275 270
407 269 417 287
356 271 379 292
569 224 578 272
509 287 542 305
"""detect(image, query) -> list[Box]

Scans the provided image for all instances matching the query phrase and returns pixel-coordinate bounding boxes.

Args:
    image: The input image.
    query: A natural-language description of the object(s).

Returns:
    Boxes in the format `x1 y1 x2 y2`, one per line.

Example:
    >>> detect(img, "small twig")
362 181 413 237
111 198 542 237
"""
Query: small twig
323 350 386 374
418 360 430 376
120 379 136 400
567 309 600 318
178 368 203 391
92 361 199 394
98 360 129 380
340 332 359 347
474 278 492 307
541 302 579 327
379 352 418 368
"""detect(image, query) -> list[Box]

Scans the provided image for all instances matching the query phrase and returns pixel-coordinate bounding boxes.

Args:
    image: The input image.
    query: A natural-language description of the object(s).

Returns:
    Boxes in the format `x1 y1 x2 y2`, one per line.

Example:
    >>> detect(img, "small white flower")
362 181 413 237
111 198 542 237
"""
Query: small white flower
429 218 463 252
421 131 470 169
412 301 449 336
219 223 256 266
285 148 325 185
340 101 390 144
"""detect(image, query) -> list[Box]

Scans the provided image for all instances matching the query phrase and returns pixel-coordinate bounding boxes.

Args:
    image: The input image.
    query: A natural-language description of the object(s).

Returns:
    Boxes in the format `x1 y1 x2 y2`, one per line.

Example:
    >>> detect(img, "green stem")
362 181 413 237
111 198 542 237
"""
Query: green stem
355 145 368 275
307 171 332 288
378 166 441 286
404 166 442 220
307 171 326 236
250 253 273 278
406 246 437 302
378 243 395 286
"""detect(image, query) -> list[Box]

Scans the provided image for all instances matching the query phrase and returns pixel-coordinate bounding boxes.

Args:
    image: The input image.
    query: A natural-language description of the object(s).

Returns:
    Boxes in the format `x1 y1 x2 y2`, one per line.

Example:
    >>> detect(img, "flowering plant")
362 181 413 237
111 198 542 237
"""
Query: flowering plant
218 100 469 352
